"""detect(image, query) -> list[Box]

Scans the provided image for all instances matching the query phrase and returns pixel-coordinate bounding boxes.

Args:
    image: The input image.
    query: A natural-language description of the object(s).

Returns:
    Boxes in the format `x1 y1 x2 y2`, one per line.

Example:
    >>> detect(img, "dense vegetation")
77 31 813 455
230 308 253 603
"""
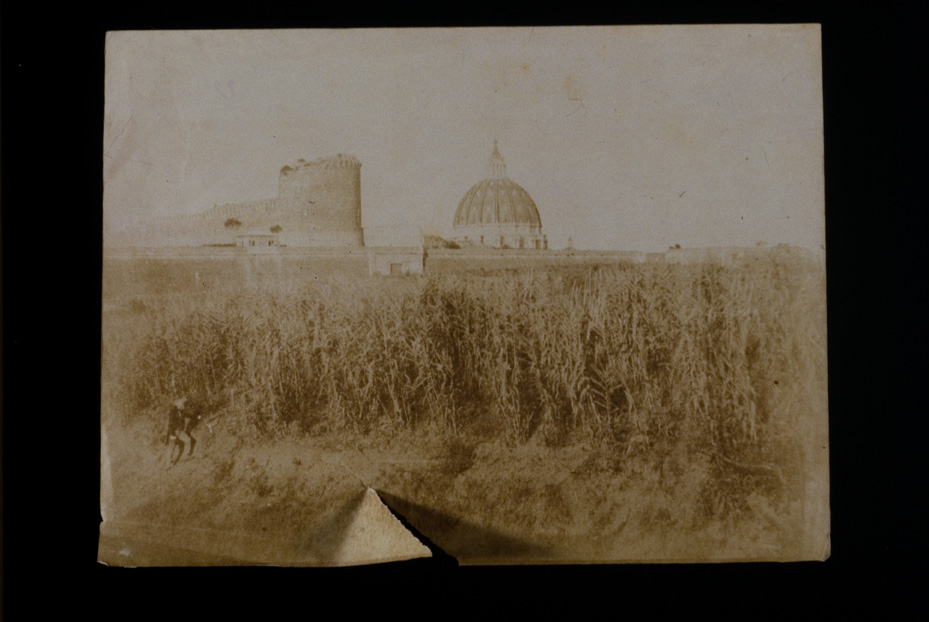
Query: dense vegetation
103 259 826 522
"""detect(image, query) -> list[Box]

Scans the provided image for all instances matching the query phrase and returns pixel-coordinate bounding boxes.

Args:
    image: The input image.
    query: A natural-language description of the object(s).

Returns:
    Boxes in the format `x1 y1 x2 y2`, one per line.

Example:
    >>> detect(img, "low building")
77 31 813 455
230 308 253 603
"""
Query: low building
235 233 280 252
367 247 425 276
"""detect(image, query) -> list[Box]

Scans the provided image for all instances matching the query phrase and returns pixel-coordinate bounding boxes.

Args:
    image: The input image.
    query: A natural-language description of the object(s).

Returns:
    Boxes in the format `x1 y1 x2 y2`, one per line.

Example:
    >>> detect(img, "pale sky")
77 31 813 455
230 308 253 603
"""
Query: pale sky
104 26 824 251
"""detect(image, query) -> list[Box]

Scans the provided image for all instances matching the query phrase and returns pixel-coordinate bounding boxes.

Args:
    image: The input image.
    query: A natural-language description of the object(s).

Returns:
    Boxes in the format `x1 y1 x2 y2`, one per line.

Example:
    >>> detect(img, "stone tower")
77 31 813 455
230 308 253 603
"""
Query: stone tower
277 153 365 247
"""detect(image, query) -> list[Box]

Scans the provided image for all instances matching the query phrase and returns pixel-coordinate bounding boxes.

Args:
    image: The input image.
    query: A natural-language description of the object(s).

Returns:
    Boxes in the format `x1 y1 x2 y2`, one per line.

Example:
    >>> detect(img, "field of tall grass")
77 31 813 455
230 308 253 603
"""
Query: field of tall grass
102 256 826 533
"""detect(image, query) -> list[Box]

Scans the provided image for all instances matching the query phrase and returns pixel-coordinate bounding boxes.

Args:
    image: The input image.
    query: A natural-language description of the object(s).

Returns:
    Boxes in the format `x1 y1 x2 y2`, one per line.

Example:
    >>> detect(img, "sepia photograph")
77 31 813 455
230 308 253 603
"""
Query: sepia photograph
99 26 829 566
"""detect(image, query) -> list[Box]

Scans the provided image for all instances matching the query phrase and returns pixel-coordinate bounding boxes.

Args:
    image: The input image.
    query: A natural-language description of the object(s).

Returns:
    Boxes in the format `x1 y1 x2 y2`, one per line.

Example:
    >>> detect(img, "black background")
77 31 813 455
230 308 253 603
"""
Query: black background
2 2 925 617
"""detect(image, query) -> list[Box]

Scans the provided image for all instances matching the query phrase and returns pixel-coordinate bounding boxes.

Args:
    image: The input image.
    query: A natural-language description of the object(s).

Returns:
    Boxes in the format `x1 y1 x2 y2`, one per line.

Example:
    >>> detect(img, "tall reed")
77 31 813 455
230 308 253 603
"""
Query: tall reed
103 258 825 517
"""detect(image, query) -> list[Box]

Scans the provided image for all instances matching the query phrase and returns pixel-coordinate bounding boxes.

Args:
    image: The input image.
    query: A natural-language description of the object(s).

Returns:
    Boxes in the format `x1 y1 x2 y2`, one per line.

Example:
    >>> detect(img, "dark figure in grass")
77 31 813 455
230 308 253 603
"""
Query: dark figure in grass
166 396 200 465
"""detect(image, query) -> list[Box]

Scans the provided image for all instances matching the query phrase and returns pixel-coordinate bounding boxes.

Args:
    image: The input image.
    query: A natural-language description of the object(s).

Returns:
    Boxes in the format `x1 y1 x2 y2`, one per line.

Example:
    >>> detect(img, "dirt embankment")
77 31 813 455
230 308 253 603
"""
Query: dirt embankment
100 410 799 566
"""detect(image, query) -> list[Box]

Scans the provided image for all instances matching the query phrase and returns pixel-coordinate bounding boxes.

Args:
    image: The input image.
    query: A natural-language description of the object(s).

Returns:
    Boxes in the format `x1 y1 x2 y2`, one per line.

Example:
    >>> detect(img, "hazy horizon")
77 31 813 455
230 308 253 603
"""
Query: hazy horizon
104 26 825 253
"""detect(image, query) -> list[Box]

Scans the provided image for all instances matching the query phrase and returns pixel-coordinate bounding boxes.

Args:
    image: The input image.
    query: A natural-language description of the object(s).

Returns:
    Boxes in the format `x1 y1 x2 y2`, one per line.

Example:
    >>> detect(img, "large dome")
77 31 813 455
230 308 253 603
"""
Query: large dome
454 177 541 227
451 141 547 250
453 141 541 228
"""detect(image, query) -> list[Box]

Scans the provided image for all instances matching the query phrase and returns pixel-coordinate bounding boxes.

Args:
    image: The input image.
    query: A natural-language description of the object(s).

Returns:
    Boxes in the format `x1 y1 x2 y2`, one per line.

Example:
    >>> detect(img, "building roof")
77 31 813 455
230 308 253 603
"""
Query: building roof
453 141 542 228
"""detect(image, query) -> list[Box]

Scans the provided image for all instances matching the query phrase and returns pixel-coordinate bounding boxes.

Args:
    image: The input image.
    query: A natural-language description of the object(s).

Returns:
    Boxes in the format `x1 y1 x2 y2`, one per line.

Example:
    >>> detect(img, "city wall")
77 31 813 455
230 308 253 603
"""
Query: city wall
424 248 648 272
140 154 365 248
103 248 369 299
103 245 819 300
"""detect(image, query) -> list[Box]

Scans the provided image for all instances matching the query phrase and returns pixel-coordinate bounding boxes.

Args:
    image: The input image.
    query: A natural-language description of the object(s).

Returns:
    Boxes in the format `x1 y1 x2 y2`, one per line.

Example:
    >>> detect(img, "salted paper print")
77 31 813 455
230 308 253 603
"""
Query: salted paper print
100 26 829 566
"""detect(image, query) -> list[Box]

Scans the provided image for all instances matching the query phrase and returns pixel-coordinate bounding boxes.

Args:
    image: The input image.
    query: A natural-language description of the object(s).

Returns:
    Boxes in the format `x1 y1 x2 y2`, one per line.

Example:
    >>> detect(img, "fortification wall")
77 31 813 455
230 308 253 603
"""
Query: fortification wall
137 154 366 248
424 249 646 273
103 250 370 299
202 199 279 219
149 206 364 248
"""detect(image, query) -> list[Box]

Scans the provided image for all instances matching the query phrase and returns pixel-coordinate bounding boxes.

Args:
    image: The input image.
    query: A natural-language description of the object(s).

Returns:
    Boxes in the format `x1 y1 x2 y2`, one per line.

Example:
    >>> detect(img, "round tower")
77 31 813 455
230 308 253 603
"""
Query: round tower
277 154 365 247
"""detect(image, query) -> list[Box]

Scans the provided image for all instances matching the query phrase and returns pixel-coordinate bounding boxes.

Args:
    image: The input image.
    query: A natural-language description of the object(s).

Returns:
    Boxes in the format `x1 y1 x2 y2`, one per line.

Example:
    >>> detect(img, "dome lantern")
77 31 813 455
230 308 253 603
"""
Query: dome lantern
486 139 507 179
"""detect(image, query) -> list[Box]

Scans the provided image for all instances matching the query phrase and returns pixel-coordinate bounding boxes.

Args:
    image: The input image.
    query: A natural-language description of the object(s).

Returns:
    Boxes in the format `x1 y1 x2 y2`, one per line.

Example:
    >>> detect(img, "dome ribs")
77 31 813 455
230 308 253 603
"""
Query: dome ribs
453 177 540 228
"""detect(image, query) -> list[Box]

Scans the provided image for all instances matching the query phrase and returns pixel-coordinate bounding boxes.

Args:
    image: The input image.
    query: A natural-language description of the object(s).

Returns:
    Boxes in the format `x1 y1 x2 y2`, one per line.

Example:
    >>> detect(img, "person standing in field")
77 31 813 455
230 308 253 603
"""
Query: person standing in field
166 396 199 466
